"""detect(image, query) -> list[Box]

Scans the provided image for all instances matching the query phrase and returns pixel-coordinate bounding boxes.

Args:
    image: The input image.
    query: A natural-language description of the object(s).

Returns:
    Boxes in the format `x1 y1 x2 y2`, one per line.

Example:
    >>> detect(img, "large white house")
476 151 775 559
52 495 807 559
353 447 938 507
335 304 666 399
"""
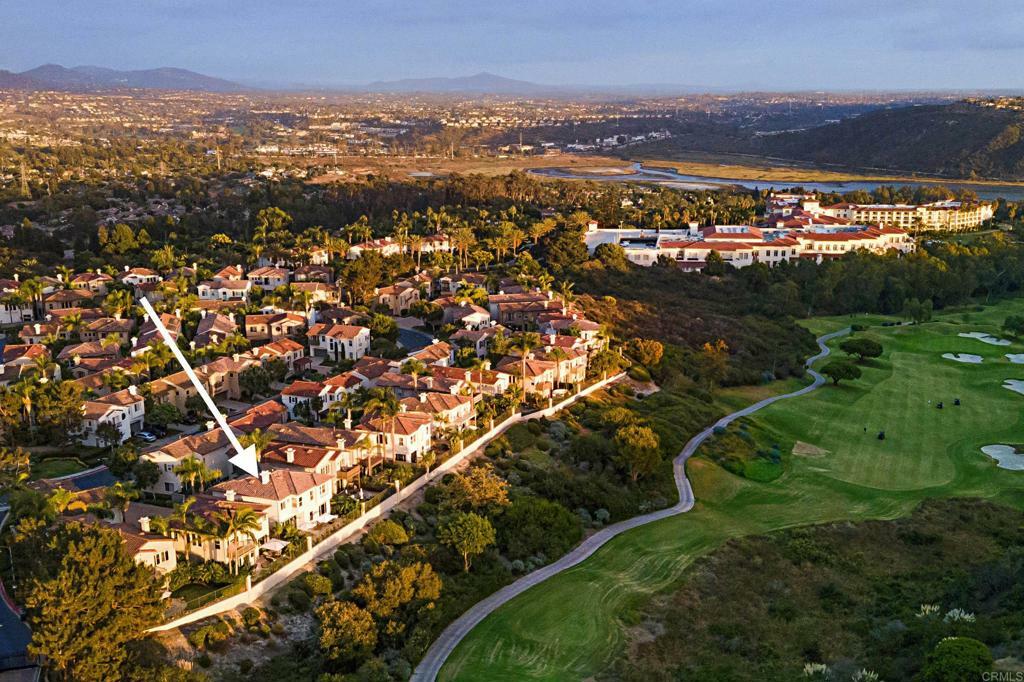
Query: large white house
198 279 252 301
307 323 371 362
79 386 145 447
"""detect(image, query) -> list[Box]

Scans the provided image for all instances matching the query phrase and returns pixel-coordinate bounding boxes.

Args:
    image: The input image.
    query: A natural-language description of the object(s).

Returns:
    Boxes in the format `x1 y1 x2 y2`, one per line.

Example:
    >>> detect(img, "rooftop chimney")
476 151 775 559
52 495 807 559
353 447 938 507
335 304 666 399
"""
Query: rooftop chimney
259 470 271 485
33 323 40 334
123 265 129 272
225 489 236 502
200 309 207 319
127 385 138 396
139 516 151 533
418 392 427 403
205 420 215 431
285 447 295 463
343 418 352 430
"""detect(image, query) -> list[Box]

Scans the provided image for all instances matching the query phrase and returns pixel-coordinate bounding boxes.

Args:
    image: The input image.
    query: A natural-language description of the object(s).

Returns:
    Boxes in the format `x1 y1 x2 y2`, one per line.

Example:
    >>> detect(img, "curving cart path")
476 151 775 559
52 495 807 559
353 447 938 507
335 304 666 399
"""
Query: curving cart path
412 328 849 681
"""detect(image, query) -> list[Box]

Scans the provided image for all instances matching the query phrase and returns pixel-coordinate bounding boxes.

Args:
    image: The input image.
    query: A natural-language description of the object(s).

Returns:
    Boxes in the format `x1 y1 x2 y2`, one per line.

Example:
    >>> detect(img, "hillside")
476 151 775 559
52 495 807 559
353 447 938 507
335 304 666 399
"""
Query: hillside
757 102 1024 179
0 64 244 92
632 101 1024 181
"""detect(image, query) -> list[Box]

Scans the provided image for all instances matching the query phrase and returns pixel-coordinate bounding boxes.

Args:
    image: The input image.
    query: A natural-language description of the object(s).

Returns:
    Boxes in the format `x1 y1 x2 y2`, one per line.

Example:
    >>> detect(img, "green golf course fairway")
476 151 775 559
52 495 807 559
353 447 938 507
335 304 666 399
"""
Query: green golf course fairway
438 301 1024 681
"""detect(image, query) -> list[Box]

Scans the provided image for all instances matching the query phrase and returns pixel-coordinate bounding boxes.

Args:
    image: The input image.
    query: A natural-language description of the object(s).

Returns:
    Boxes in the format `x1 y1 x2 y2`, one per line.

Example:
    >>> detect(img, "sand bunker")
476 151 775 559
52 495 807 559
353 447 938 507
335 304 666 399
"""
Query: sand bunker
958 331 1011 346
943 353 983 363
1003 379 1024 395
981 445 1024 470
1007 354 1024 364
792 441 829 457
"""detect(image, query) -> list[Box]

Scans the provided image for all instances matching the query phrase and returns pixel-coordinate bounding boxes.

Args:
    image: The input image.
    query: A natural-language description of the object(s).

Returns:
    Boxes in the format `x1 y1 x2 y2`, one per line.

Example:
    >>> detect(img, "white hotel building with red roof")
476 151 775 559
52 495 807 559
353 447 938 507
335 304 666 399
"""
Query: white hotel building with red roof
583 220 916 272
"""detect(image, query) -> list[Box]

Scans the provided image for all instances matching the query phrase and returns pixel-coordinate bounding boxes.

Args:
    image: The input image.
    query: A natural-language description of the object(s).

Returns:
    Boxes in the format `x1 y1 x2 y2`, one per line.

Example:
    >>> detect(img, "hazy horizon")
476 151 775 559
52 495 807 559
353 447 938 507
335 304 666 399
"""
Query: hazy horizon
4 0 1023 91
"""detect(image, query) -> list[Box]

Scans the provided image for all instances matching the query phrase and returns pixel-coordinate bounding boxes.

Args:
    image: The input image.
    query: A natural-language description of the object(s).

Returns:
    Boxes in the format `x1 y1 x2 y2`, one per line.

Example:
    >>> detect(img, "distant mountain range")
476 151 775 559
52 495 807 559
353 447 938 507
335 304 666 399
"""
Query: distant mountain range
0 64 727 96
0 64 245 92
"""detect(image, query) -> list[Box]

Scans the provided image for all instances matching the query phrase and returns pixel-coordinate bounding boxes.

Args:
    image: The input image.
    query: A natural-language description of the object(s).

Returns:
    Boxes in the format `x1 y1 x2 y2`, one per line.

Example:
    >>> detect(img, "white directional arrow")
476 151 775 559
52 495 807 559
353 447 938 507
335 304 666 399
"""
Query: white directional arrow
138 297 260 478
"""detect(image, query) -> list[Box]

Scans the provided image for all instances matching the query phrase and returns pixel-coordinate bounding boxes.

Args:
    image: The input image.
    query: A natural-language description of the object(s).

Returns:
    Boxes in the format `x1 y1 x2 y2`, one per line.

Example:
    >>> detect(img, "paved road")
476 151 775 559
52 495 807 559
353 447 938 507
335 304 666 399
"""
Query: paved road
411 328 849 681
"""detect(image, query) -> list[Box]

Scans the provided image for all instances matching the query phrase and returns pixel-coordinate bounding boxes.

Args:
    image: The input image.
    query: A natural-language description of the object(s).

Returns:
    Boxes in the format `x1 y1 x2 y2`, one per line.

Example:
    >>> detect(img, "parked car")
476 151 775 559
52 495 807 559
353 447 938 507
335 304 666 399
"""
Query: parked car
136 431 157 443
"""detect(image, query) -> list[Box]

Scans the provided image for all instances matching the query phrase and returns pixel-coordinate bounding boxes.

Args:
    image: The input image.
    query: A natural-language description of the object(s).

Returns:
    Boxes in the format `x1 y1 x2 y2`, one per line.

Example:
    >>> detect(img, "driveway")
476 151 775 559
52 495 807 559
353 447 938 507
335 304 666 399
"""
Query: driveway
411 328 849 681
0 579 32 672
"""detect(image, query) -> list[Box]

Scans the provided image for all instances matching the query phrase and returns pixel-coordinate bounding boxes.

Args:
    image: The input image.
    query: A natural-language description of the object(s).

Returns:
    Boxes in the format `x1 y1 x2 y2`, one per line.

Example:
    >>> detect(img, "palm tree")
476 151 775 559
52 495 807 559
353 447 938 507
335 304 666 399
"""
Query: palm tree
353 433 374 477
31 354 56 381
18 278 43 314
148 515 172 537
547 347 568 389
103 289 135 318
100 333 122 352
511 332 542 395
409 235 425 269
55 265 74 288
401 358 428 391
47 487 80 516
364 387 401 463
449 227 476 271
174 457 221 494
212 507 263 573
536 273 554 293
151 244 180 273
171 496 196 527
104 481 139 522
338 389 364 424
240 428 274 461
506 384 524 411
557 281 576 304
63 312 84 340
13 381 34 432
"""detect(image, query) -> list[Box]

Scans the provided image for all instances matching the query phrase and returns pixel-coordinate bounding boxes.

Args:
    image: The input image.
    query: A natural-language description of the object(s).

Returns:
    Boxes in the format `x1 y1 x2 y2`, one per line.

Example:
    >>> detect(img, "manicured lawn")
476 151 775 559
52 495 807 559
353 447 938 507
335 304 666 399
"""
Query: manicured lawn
439 299 1024 681
30 456 89 480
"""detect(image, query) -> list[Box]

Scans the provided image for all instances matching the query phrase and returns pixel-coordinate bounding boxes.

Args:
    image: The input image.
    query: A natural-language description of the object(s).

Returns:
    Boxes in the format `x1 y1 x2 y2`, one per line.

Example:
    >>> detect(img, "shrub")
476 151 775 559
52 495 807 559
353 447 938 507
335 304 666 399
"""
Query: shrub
497 497 583 560
505 424 538 452
628 365 651 382
238 659 254 674
196 653 212 669
303 573 333 597
241 607 262 628
526 421 542 435
535 438 552 452
288 589 312 611
364 519 410 550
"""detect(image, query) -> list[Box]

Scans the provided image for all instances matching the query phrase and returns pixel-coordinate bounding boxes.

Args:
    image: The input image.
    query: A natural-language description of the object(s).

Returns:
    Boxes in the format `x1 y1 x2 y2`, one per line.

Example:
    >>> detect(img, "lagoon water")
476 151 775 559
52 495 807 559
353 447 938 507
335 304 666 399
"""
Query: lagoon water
530 163 1024 201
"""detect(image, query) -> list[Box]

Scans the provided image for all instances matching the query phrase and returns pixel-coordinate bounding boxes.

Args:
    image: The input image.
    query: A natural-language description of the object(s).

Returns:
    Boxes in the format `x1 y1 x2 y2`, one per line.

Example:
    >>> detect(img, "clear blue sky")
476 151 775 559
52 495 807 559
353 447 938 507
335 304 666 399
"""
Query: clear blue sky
3 0 1021 90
